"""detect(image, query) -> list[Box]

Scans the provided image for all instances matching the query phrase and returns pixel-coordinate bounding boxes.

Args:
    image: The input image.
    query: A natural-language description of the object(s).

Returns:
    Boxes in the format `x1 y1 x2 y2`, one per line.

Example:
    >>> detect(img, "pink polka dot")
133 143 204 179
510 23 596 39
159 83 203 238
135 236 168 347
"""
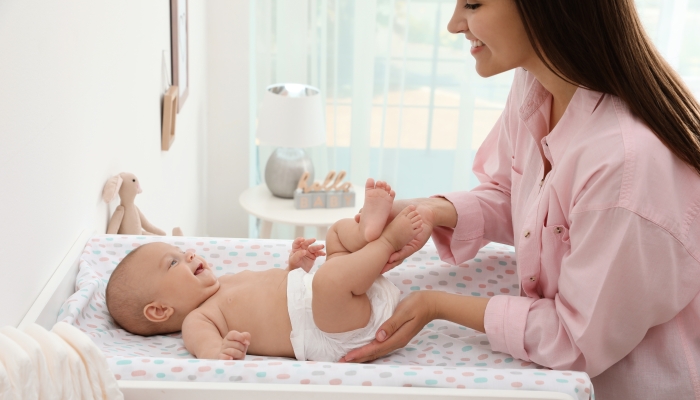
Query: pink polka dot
115 374 121 380
223 260 232 264
251 245 260 249
462 372 474 377
300 379 310 384
402 280 412 284
277 374 290 379
434 370 443 374
268 362 282 366
505 270 515 274
99 257 109 261
244 363 258 367
132 243 140 247
196 242 204 245
521 362 532 367
410 367 423 370
463 276 473 281
511 382 523 388
478 354 488 360
256 261 267 265
576 378 586 384
426 285 433 289
198 366 211 372
495 375 504 380
238 263 248 267
142 359 150 363
459 263 470 268
585 388 591 394
500 288 510 293
171 367 183 373
535 380 545 385
486 266 495 271
446 377 456 383
427 359 434 363
563 372 572 376
417 353 426 358
478 284 487 288
488 256 498 259
236 245 244 249
457 385 465 389
224 362 236 366
494 359 502 364
487 292 495 296
362 381 372 386
131 370 147 377
403 384 412 387
329 379 342 385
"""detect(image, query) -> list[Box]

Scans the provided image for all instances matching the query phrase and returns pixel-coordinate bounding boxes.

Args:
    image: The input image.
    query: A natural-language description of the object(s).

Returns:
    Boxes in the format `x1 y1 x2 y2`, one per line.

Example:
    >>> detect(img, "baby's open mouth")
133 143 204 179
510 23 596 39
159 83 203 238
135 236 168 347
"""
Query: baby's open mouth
194 263 204 275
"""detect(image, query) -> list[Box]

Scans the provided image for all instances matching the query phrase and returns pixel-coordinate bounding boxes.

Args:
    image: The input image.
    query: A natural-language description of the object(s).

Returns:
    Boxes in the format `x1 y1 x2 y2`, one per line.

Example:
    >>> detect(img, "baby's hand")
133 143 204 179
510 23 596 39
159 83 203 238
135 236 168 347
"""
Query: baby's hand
219 330 251 360
288 237 326 273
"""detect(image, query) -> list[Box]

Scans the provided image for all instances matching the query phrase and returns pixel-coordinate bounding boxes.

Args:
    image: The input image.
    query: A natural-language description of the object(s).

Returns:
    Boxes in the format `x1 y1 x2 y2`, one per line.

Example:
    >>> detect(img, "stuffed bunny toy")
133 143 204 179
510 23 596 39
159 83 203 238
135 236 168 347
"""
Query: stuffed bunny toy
102 172 182 236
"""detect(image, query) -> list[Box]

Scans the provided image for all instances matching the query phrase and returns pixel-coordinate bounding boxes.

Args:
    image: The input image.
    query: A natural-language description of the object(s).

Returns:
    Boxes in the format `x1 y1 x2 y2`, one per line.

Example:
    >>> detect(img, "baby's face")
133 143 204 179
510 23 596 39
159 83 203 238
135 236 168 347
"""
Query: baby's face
136 242 220 315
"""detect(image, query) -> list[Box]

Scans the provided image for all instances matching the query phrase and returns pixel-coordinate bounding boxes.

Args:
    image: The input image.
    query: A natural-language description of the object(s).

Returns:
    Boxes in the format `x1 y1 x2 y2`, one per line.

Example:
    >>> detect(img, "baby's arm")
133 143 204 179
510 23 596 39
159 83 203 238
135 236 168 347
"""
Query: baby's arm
182 310 250 360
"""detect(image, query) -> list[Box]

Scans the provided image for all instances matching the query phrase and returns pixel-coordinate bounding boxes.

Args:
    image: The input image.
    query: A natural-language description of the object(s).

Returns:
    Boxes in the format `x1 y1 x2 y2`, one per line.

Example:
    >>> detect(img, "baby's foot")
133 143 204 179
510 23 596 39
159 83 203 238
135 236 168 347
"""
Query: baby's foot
380 205 423 252
359 178 395 242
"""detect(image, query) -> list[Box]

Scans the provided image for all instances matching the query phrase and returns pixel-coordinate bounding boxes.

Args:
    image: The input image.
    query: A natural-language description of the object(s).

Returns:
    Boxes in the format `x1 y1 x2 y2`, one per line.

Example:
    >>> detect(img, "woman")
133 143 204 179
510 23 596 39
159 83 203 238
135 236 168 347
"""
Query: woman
342 1 700 399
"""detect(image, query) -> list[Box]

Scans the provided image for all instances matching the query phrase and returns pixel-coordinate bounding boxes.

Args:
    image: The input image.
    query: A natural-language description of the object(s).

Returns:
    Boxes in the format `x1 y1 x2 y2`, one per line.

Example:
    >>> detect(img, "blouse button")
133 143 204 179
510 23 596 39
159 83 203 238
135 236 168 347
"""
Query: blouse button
524 231 531 238
555 227 562 234
539 179 544 187
530 276 536 282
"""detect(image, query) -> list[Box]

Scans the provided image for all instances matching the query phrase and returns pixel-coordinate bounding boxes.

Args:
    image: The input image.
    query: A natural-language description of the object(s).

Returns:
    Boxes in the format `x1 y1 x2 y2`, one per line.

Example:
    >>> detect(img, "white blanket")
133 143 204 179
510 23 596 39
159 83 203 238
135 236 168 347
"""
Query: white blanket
0 323 123 400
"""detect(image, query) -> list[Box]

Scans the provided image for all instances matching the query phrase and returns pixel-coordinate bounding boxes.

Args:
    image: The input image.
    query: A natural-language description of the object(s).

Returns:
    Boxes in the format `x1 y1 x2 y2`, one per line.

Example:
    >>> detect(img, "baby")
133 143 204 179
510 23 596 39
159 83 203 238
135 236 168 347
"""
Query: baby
105 179 423 361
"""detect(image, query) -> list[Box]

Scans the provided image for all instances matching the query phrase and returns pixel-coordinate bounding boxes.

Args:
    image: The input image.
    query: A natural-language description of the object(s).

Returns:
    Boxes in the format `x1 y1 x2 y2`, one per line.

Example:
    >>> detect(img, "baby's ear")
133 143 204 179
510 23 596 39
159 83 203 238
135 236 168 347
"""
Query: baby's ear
143 302 174 323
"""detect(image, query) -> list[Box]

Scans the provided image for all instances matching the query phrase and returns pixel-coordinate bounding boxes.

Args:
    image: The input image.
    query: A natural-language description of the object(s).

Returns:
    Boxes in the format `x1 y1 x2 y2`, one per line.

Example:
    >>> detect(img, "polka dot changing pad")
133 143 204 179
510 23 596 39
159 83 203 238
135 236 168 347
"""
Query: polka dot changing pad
57 235 592 399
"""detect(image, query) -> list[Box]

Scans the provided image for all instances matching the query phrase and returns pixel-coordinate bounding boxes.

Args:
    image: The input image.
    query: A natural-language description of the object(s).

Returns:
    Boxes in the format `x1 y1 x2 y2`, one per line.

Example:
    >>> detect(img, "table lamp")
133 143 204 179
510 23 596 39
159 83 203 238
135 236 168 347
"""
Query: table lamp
257 83 326 198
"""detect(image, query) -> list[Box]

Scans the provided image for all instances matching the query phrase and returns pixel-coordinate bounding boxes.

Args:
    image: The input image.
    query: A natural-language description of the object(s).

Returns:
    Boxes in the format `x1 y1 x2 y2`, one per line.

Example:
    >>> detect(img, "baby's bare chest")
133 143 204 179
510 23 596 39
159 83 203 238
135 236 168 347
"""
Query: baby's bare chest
209 270 291 331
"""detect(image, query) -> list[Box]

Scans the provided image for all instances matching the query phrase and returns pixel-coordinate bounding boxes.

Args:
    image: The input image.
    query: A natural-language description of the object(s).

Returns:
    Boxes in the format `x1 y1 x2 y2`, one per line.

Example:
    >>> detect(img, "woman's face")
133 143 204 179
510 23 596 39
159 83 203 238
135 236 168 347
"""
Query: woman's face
447 0 537 77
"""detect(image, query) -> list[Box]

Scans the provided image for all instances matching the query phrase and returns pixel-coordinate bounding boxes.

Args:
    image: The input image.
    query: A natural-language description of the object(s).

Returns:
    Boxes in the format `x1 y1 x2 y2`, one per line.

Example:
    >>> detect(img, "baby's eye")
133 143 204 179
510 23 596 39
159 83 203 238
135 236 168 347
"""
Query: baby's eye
170 259 178 267
464 2 480 10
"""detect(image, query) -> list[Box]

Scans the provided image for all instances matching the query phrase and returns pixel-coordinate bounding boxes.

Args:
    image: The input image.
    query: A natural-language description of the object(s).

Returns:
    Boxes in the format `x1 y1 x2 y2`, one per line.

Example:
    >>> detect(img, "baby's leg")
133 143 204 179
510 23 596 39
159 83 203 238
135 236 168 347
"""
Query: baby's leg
324 218 367 261
312 206 422 333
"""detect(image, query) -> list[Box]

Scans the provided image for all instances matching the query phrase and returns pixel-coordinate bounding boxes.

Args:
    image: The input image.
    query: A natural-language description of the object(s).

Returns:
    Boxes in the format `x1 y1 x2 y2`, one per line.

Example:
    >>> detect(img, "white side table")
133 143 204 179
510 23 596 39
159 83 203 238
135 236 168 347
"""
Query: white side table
239 184 365 239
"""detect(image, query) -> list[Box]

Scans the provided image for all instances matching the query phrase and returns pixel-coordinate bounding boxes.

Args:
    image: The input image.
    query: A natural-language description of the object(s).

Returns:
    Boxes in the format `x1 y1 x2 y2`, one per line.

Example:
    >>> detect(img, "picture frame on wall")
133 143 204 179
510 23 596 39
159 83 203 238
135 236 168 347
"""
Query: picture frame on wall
171 0 188 112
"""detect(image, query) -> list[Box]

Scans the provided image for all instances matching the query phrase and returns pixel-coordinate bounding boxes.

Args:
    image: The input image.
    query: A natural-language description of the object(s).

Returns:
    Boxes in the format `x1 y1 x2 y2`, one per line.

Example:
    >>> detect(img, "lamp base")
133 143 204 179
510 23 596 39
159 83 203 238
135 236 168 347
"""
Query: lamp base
264 148 315 198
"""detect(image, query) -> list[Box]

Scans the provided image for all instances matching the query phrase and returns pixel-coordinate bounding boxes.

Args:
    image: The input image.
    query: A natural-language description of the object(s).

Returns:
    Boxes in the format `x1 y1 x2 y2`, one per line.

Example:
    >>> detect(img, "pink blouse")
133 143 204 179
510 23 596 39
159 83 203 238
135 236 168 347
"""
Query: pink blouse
433 69 700 399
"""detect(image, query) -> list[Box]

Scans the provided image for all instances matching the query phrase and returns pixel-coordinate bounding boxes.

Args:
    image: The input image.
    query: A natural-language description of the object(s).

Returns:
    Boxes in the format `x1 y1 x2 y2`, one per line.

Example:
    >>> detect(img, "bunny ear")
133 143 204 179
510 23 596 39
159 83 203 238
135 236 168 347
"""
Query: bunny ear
101 175 124 203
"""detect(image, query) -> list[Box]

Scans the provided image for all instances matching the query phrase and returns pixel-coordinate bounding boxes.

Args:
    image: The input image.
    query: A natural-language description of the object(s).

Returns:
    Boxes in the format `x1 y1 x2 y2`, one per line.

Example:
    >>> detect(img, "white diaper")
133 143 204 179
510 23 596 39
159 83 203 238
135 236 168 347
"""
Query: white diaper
286 268 401 362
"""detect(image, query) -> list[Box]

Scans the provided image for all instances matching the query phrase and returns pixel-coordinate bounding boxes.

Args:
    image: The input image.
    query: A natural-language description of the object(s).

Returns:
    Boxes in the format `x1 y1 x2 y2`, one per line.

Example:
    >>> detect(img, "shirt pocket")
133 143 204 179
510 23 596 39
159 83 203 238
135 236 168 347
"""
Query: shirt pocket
538 225 570 298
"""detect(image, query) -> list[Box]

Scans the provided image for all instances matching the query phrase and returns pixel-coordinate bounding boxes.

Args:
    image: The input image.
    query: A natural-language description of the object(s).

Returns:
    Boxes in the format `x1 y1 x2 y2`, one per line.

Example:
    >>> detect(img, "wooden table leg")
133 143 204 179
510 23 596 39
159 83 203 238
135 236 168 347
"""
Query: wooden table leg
294 226 304 239
260 220 273 239
317 226 328 240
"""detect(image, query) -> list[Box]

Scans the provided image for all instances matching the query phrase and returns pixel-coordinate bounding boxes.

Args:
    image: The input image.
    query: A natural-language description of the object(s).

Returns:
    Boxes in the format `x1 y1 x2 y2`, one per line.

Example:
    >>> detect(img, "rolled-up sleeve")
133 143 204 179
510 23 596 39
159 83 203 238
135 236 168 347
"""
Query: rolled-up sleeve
432 96 516 265
484 207 700 377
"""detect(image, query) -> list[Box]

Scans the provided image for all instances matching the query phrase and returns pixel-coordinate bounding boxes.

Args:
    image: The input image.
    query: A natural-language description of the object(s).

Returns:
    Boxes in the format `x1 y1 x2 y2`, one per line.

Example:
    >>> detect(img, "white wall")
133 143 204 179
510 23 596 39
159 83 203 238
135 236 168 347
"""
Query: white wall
206 0 253 239
0 0 248 327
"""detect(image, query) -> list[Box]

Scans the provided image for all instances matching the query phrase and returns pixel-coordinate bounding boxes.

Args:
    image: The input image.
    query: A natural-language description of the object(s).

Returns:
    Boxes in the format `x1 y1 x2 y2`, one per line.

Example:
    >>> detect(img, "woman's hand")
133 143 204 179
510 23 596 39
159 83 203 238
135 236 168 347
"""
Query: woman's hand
339 291 436 363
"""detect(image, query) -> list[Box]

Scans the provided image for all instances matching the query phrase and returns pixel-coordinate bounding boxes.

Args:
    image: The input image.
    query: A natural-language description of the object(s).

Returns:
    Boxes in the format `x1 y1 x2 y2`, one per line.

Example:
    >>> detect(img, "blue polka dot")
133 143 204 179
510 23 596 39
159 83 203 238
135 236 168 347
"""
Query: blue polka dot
475 377 488 383
505 358 514 363
425 379 438 385
410 286 420 291
156 373 166 378
462 346 472 351
474 258 482 262
246 252 257 256
154 360 164 364
256 372 266 377
116 360 131 365
557 379 568 383
229 252 238 256
471 292 481 296
456 283 466 288
499 261 507 265
216 369 224 374
404 372 417 376
475 268 482 273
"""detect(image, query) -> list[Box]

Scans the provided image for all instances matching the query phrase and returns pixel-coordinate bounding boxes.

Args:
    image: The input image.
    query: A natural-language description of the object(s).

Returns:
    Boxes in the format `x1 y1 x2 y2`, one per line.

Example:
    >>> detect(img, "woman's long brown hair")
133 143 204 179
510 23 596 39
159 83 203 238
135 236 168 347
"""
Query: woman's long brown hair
513 0 700 175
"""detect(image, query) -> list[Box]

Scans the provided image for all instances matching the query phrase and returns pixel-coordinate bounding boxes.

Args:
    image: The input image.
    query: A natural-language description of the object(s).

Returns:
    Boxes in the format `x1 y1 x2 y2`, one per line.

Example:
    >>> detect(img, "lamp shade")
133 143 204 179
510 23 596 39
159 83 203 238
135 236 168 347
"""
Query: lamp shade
257 83 326 148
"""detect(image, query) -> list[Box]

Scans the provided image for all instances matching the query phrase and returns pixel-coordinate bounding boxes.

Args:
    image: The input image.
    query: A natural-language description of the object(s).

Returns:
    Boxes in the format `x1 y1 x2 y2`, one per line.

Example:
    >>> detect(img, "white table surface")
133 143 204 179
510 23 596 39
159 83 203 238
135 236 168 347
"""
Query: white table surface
239 184 365 239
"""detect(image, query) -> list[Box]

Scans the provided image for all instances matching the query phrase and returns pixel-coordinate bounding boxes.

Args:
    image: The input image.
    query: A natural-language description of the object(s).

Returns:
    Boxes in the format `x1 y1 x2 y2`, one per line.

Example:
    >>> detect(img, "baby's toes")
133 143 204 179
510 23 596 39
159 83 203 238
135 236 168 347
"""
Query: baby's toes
389 189 396 199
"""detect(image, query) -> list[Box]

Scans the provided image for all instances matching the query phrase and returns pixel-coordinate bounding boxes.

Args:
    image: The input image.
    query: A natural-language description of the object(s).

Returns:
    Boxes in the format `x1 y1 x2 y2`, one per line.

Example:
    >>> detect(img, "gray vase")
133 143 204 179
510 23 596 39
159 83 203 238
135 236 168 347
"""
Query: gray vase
264 148 314 198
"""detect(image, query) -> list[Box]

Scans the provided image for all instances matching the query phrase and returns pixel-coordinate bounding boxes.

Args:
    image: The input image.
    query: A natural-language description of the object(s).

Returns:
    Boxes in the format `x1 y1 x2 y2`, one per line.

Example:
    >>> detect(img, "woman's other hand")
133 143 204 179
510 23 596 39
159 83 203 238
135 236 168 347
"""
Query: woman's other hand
339 291 436 363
